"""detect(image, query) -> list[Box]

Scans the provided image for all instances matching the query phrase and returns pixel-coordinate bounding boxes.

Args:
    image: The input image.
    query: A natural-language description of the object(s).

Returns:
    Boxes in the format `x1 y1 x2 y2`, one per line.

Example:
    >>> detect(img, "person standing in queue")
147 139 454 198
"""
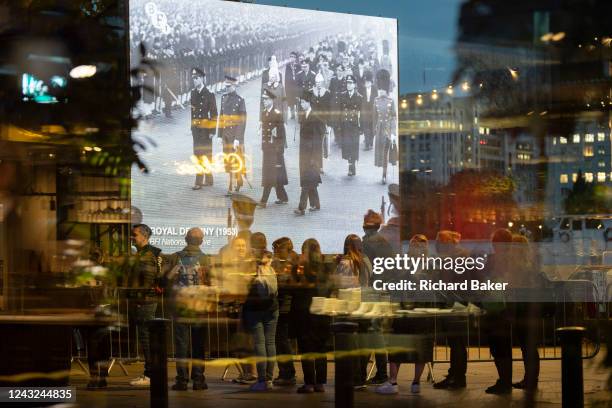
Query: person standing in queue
190 68 218 189
218 75 247 195
128 224 162 387
339 75 363 176
294 91 325 215
258 89 289 208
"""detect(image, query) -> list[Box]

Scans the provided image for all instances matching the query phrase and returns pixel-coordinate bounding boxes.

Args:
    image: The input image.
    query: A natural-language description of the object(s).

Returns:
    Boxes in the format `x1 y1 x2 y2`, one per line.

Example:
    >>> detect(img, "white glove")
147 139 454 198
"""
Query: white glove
233 139 240 149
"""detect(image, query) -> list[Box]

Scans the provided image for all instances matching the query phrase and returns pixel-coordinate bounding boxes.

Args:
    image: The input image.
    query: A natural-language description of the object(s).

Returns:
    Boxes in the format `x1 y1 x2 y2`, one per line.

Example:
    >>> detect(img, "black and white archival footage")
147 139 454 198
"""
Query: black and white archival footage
129 0 399 253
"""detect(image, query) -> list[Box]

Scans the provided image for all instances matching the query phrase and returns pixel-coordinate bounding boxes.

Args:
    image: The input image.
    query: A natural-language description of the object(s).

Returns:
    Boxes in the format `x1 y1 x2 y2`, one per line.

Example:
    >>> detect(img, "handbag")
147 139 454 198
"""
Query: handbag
389 139 398 166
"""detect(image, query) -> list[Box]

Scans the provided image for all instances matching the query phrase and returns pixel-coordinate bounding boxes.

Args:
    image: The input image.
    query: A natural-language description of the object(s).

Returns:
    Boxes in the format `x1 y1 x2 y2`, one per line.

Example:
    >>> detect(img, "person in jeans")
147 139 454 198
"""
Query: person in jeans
128 224 162 387
271 237 298 386
164 227 210 391
240 236 279 391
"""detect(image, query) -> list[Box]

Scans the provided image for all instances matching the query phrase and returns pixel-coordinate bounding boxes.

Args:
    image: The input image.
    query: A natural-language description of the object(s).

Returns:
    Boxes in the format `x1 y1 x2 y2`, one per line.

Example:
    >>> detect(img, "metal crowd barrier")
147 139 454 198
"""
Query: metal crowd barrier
70 279 605 378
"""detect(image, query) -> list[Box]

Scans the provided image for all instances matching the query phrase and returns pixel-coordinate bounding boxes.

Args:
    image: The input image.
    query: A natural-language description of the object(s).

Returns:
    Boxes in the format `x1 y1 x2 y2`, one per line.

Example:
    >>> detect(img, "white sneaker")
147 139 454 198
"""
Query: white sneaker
129 375 150 386
375 381 398 395
411 382 420 394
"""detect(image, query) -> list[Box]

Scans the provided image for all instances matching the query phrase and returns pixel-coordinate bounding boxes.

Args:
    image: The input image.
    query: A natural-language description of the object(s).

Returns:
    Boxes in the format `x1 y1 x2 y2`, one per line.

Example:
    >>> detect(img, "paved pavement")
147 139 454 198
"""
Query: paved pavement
70 348 610 408
132 74 396 255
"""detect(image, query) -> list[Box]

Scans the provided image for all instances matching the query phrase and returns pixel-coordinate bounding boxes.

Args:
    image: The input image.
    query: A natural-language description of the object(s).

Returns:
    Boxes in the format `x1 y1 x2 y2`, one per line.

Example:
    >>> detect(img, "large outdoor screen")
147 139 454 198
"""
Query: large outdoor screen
129 0 399 253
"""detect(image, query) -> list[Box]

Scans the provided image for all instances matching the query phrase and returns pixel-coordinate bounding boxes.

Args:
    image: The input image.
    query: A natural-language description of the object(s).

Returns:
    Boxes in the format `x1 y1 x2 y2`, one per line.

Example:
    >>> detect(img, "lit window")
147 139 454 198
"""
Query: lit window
597 172 606 182
572 173 578 182
559 137 567 144
573 134 581 143
597 132 606 141
599 161 606 168
553 137 557 145
560 174 568 184
585 133 594 142
585 172 594 182
584 146 594 157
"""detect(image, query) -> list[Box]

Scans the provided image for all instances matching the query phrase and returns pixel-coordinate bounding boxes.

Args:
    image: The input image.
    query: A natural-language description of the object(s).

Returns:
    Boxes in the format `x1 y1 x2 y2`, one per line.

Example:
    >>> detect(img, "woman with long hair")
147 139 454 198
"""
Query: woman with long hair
335 234 372 389
293 238 332 393
335 234 371 288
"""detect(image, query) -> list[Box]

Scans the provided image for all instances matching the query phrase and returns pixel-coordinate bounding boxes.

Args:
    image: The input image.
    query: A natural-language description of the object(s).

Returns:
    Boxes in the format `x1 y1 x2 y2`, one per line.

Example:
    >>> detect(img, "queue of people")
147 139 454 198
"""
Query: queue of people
101 197 542 397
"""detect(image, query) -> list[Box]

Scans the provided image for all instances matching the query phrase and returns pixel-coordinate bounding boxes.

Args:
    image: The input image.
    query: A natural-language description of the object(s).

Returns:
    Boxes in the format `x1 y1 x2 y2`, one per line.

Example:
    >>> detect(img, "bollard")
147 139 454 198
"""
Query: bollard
148 318 170 408
332 321 358 408
556 326 586 408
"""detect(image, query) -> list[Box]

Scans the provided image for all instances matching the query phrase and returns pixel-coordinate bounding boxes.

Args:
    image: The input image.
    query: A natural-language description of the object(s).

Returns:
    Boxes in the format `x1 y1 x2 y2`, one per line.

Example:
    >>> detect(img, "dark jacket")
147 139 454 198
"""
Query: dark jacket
218 91 246 147
362 229 394 264
191 86 217 134
261 106 288 187
128 244 162 301
298 110 326 187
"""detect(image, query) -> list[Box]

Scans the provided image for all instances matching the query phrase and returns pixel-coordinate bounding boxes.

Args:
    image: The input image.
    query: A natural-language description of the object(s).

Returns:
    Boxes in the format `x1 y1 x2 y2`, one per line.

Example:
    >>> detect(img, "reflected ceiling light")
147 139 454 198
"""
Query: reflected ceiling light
431 90 438 100
461 82 469 91
446 85 453 95
508 68 519 80
70 65 97 78
551 32 565 41
540 33 553 42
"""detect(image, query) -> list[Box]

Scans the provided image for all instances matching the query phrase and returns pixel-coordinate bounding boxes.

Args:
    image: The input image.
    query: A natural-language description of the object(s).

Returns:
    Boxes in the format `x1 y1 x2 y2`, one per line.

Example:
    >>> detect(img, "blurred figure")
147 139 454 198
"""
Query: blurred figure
360 71 377 151
241 237 279 391
335 234 372 390
271 237 299 386
311 74 332 167
293 239 331 393
129 224 162 387
377 234 433 395
511 234 541 394
379 184 401 254
433 229 468 391
361 209 392 385
261 56 286 122
483 228 514 394
164 227 210 391
373 69 396 184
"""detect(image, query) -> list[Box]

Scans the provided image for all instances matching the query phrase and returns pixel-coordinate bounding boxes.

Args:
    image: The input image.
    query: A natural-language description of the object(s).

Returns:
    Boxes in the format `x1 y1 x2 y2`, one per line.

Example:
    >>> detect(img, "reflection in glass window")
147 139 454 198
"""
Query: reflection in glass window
572 173 578 182
560 174 568 183
583 146 594 157
597 132 606 141
584 133 594 142
573 134 581 143
585 172 594 182
597 172 606 182
560 136 568 144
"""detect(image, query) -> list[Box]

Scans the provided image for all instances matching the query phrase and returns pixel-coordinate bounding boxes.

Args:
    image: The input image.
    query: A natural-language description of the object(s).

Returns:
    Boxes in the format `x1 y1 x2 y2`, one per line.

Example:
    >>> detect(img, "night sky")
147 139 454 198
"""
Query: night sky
255 0 463 94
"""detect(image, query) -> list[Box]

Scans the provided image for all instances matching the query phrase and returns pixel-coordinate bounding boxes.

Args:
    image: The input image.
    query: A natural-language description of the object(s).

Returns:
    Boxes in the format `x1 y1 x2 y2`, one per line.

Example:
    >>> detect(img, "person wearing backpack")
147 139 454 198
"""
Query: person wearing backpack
164 227 211 391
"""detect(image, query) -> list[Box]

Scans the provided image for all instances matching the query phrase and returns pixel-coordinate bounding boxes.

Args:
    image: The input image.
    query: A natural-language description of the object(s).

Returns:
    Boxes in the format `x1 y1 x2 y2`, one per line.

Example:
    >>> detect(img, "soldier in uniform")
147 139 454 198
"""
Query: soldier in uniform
284 51 300 120
190 68 218 189
296 60 316 94
339 75 363 176
311 73 331 172
217 76 247 195
294 91 325 215
361 70 378 151
258 89 289 208
373 69 397 185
